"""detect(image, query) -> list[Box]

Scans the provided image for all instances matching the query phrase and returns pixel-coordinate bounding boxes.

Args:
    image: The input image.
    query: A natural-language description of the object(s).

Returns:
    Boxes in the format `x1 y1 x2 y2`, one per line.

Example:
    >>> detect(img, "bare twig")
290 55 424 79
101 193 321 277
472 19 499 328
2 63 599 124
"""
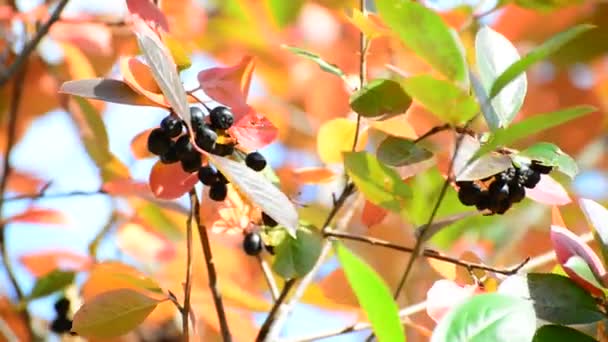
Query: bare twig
0 0 71 86
182 190 196 340
255 279 297 342
4 190 106 202
351 0 369 152
258 255 280 301
191 189 232 341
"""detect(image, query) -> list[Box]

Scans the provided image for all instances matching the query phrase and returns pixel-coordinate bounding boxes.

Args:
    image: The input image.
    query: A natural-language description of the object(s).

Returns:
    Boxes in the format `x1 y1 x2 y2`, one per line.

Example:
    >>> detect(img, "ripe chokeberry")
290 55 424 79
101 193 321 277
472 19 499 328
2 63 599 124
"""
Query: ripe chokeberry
209 183 228 201
160 115 183 138
160 145 179 164
147 128 172 155
521 168 541 189
54 297 70 316
180 152 202 173
190 107 205 130
262 212 278 227
212 143 235 157
243 232 263 256
210 106 235 130
198 166 218 185
530 161 553 175
457 181 482 206
195 125 218 152
508 183 526 203
245 152 267 171
475 191 491 211
50 317 72 334
489 182 510 202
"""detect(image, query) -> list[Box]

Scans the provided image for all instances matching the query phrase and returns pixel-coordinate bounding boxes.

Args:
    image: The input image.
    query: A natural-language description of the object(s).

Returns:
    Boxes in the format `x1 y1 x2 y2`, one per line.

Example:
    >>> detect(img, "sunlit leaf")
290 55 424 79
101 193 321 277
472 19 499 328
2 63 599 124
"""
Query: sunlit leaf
533 325 596 342
72 289 165 338
28 270 75 300
267 0 304 28
525 175 571 206
401 75 478 124
159 31 191 71
82 262 162 301
431 293 536 342
282 45 346 79
131 128 154 159
376 136 432 167
376 1 467 85
127 0 169 31
230 105 278 149
289 167 336 184
117 222 176 263
20 251 91 277
476 26 527 130
209 155 298 237
490 24 594 98
349 79 412 118
317 118 363 164
273 226 322 278
579 198 608 265
60 79 155 106
344 151 411 213
6 207 67 226
426 279 482 323
518 142 580 178
148 161 199 200
346 9 391 39
336 243 406 342
361 200 388 227
197 56 255 111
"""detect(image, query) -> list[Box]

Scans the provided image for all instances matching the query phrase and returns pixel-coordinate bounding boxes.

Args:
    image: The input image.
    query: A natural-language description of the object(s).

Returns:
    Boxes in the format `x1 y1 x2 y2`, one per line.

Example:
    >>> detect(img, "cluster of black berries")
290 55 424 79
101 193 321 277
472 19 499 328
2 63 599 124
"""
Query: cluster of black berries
243 213 278 256
147 106 268 202
457 161 553 215
50 297 72 335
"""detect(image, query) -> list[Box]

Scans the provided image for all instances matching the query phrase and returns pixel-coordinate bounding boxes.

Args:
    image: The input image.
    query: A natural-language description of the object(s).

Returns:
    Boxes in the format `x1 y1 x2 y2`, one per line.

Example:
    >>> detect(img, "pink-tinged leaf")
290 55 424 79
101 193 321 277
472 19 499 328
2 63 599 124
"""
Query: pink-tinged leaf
127 0 169 32
131 128 155 159
230 106 278 149
552 206 566 227
525 174 571 205
361 200 388 227
120 57 169 107
550 225 606 295
579 198 608 272
117 222 176 262
149 160 198 200
563 255 605 296
6 208 68 226
20 251 92 277
102 179 151 197
200 185 254 235
60 78 157 106
50 22 112 55
197 56 255 110
426 279 483 323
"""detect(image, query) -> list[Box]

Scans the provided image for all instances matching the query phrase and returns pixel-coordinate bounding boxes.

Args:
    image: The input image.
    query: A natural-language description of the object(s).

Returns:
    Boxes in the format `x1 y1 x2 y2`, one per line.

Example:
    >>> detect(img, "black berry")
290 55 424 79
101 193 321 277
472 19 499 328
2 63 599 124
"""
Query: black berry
530 161 553 175
180 152 202 173
160 145 179 164
475 191 491 211
243 232 263 256
217 171 230 184
457 181 482 206
190 107 205 130
212 143 235 157
195 125 218 152
508 183 526 203
209 183 228 201
489 182 509 202
522 169 541 189
245 152 267 171
160 115 183 138
50 317 72 334
54 297 70 316
210 106 235 130
198 166 218 185
262 212 278 227
147 128 172 155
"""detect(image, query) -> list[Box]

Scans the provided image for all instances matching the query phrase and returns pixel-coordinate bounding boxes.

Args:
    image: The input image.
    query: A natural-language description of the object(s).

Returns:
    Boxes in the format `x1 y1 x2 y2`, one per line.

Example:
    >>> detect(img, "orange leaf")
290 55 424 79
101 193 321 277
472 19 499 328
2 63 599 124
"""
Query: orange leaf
7 207 68 226
20 250 91 277
197 56 255 110
200 185 254 235
6 170 44 195
117 222 176 263
102 178 151 197
552 205 566 227
50 22 112 55
131 128 155 159
59 42 97 81
370 114 418 139
149 160 199 200
361 200 388 227
0 297 30 341
427 257 456 281
290 167 336 184
120 57 169 107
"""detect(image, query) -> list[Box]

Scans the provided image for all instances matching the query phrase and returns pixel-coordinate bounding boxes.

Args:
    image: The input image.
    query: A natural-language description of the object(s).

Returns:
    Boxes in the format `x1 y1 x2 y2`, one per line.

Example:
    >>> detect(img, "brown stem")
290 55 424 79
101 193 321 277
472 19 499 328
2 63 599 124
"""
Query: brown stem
0 0 71 86
255 279 297 342
191 189 232 341
182 191 196 340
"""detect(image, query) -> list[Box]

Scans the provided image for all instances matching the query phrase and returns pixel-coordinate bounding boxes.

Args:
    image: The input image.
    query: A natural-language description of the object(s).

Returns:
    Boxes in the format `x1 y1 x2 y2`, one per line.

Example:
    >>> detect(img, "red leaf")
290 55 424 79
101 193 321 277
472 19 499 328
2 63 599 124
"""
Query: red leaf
550 225 606 295
6 170 44 195
120 57 169 107
20 250 92 277
200 185 255 235
197 56 255 110
102 178 151 197
361 200 388 227
289 167 336 184
127 0 169 32
230 106 278 149
525 174 571 205
7 207 68 226
50 22 112 55
149 160 198 200
426 279 483 323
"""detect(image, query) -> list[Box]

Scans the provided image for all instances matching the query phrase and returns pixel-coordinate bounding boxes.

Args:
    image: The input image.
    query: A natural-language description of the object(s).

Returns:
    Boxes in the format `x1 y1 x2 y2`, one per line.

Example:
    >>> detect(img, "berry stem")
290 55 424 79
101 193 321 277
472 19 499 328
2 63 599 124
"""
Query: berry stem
182 191 195 340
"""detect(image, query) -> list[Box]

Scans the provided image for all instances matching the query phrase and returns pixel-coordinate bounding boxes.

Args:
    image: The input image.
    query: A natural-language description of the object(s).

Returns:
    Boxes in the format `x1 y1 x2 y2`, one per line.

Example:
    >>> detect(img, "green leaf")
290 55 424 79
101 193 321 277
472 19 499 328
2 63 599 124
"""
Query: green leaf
281 45 345 79
28 270 75 300
343 151 411 213
272 226 322 279
472 105 596 162
490 25 594 99
72 289 164 338
71 97 130 182
209 155 298 237
335 243 405 342
431 293 535 342
267 0 304 28
376 1 467 85
563 255 604 292
526 273 604 325
518 142 579 178
349 79 412 118
401 75 478 124
476 26 527 130
515 0 584 11
376 136 432 167
533 325 597 342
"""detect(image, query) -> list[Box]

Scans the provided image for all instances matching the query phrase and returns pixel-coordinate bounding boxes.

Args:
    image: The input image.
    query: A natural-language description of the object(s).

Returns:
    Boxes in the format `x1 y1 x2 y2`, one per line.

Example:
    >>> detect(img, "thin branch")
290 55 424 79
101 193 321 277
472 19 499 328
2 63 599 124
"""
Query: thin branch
258 255 280 301
190 189 232 341
351 0 368 152
412 123 452 144
255 279 297 342
325 230 529 275
0 0 71 86
182 191 196 340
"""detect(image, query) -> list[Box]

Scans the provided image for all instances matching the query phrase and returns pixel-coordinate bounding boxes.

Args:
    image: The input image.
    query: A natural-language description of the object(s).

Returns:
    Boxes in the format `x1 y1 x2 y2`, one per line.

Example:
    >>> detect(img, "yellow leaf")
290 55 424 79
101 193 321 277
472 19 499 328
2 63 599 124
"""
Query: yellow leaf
317 118 367 164
345 9 391 39
160 31 192 71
